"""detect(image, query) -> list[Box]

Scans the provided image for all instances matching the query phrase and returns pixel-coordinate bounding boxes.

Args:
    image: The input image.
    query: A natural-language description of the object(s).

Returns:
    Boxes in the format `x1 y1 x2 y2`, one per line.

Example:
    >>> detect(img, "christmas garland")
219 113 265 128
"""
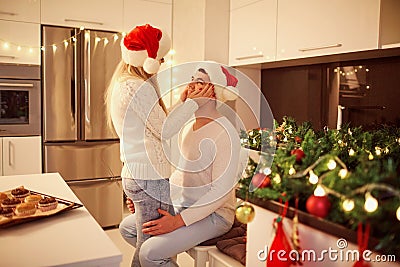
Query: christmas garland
237 117 400 257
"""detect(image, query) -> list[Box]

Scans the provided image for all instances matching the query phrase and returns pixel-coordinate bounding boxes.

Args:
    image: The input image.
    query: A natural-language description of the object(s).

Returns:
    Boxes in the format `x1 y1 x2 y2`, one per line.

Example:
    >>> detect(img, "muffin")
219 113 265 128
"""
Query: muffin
1 198 21 209
0 207 13 218
38 197 58 212
15 203 36 216
0 192 8 202
25 195 42 206
11 187 30 200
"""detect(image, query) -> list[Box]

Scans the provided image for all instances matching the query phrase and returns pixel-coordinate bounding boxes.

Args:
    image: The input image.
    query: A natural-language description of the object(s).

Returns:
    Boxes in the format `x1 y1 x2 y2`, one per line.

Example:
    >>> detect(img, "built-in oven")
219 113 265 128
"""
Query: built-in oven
0 64 41 136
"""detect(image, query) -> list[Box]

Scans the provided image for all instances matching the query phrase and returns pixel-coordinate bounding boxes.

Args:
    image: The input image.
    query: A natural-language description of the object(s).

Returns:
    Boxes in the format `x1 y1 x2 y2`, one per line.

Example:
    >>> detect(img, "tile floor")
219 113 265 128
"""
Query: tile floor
105 227 196 267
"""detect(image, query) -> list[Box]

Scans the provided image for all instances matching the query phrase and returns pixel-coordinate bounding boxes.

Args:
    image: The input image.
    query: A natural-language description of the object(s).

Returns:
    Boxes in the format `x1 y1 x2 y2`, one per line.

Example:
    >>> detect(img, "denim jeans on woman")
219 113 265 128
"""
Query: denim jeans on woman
122 177 173 267
120 206 232 267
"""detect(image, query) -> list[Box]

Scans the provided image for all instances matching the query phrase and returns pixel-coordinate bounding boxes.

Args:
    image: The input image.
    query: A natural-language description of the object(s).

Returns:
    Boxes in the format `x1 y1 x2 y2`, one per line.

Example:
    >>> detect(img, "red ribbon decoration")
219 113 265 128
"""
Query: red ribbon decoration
353 223 371 267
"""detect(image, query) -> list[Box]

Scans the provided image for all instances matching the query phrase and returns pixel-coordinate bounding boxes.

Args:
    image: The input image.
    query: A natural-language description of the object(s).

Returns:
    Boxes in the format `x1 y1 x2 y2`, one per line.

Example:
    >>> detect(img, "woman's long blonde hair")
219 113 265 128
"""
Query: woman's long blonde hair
105 61 168 129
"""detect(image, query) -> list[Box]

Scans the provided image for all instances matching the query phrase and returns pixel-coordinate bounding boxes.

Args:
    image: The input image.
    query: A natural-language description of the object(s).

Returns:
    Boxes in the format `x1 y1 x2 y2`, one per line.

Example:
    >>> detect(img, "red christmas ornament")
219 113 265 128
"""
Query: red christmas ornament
306 195 331 218
291 149 305 163
251 173 271 188
294 136 302 143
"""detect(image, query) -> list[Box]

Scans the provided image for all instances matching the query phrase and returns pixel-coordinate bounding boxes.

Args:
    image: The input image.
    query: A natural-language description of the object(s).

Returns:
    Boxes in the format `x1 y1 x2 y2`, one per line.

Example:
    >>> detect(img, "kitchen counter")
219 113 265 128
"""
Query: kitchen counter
0 172 122 267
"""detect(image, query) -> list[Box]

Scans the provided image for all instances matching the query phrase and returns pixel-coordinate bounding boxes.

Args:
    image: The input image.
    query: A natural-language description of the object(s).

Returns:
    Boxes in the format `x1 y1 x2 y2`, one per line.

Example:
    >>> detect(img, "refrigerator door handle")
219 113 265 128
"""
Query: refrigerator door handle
84 30 91 127
72 28 78 135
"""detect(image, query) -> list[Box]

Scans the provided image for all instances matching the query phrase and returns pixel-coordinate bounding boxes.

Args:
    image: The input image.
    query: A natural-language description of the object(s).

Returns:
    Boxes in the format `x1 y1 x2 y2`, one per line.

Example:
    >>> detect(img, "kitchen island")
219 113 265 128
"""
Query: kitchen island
0 172 122 267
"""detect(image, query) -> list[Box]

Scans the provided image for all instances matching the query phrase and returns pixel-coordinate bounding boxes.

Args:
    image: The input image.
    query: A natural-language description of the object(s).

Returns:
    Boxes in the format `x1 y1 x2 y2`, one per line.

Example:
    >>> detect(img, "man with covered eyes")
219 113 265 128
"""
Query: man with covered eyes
120 66 242 267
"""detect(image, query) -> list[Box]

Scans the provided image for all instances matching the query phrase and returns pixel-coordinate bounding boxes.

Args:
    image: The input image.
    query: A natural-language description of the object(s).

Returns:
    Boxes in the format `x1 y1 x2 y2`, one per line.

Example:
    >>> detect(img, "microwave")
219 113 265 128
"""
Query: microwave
0 64 41 136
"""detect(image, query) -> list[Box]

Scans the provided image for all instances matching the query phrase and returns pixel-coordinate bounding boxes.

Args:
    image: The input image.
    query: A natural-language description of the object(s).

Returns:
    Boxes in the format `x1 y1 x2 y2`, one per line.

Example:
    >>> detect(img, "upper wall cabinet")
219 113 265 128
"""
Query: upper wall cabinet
123 0 172 37
0 0 40 23
0 20 40 64
276 0 380 61
41 0 123 31
229 0 277 66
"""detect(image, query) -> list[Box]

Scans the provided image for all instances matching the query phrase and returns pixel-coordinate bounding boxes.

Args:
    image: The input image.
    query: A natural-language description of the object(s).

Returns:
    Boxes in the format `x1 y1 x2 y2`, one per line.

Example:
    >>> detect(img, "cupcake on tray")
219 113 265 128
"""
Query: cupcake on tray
15 203 36 216
38 197 58 212
1 198 21 209
11 187 30 201
0 207 14 218
25 195 42 206
0 192 8 202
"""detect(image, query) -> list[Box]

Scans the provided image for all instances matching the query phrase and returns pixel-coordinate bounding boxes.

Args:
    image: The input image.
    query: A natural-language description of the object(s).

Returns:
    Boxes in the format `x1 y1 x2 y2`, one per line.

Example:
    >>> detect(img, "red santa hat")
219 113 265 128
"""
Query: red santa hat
220 66 239 101
121 24 171 74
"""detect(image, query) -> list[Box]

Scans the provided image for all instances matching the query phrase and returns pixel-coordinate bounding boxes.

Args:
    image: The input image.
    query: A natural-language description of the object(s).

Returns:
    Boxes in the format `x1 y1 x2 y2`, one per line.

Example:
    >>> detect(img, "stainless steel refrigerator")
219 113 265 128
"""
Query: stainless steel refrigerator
42 25 123 228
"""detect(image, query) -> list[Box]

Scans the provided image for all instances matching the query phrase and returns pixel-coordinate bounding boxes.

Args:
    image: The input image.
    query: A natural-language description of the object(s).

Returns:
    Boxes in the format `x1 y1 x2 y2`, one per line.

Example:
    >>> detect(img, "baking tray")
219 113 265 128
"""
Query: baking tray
0 188 83 228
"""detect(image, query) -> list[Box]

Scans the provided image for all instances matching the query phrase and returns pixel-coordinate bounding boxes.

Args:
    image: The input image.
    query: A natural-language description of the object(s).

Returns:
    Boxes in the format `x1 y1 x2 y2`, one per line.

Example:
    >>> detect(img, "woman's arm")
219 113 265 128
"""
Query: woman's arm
129 81 215 141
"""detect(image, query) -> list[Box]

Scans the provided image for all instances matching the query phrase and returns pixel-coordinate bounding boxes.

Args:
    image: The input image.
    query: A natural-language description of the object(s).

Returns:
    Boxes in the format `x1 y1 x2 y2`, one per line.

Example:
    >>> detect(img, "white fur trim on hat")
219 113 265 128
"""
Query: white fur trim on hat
223 86 239 101
143 57 160 74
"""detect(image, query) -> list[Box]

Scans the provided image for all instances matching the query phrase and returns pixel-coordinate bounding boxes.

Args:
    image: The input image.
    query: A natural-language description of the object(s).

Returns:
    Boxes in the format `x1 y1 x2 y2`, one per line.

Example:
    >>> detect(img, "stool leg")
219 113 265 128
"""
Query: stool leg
194 252 208 267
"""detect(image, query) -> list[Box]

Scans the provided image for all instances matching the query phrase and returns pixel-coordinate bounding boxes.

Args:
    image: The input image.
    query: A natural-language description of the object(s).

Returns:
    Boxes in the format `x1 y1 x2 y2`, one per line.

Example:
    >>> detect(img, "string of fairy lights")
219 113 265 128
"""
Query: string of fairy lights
0 27 123 54
0 26 175 65
242 128 400 222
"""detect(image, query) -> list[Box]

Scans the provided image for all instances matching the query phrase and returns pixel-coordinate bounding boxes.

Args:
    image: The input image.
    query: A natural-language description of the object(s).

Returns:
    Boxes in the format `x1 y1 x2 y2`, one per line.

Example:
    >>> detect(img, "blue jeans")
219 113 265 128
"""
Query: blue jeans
122 178 173 267
120 209 232 267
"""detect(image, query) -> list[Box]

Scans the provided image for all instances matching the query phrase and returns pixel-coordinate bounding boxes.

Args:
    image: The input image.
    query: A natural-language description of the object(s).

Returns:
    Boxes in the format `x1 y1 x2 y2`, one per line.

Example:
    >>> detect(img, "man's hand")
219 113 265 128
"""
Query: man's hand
126 198 135 214
142 209 185 235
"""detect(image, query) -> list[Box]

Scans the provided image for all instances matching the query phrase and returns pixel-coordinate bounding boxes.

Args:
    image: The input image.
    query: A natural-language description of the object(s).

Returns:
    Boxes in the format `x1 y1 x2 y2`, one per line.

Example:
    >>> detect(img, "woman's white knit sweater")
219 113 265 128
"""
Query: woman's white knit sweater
110 78 198 180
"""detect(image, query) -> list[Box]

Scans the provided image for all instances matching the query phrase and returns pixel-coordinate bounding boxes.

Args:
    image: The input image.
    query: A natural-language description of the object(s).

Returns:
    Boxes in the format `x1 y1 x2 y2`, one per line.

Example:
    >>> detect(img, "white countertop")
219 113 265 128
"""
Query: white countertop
0 172 122 267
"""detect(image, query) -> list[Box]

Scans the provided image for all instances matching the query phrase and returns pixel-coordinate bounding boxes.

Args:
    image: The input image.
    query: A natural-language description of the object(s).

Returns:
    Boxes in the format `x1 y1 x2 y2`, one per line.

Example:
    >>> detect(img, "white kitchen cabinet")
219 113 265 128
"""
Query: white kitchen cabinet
123 0 172 36
0 0 40 23
229 0 277 66
0 20 40 65
41 0 123 31
1 136 42 176
276 0 380 61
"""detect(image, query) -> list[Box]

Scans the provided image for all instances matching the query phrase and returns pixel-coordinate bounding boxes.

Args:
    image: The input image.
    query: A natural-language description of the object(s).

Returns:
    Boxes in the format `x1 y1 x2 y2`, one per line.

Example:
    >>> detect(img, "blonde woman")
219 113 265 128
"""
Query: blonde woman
105 24 214 267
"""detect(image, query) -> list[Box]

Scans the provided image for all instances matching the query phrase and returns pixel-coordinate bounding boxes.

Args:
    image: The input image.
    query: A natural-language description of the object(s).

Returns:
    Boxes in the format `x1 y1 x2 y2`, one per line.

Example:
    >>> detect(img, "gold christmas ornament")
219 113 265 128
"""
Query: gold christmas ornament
235 202 255 224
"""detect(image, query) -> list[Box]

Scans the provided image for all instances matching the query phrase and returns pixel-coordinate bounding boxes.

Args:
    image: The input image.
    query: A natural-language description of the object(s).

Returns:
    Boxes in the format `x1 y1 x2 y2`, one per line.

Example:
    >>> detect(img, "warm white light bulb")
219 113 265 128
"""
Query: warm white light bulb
72 37 76 42
3 42 9 49
327 159 337 170
28 48 33 53
64 40 69 48
397 206 400 221
314 185 326 197
52 44 57 52
80 26 85 30
113 34 119 41
103 38 109 45
17 46 21 51
368 153 374 160
288 167 296 175
273 174 281 184
308 170 319 184
349 149 355 156
343 199 355 212
375 147 381 156
168 49 176 55
339 169 348 179
95 37 101 43
364 192 378 213
262 168 272 176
